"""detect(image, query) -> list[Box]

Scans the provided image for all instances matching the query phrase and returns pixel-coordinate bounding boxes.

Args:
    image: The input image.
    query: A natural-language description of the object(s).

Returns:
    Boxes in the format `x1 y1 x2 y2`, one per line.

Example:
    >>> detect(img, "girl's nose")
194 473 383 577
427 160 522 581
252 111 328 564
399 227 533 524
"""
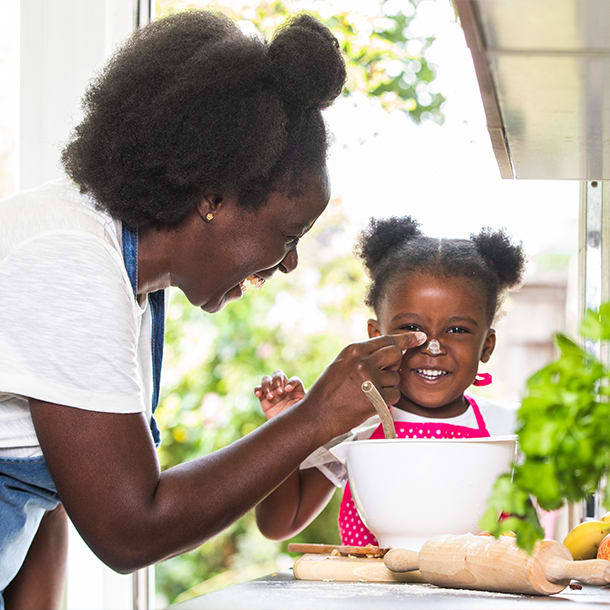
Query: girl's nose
424 338 443 355
279 248 298 274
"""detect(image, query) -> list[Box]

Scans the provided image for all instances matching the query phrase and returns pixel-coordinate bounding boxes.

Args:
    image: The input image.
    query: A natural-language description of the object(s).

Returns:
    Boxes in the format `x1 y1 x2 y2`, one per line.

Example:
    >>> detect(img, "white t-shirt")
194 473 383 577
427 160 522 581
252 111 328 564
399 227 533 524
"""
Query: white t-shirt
0 179 159 456
301 396 517 487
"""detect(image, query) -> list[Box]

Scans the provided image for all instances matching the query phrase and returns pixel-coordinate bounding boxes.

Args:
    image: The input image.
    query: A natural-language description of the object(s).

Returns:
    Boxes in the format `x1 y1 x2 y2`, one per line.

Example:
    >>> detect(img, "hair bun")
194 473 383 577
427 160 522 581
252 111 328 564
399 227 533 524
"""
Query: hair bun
268 14 346 111
471 228 525 289
356 216 422 273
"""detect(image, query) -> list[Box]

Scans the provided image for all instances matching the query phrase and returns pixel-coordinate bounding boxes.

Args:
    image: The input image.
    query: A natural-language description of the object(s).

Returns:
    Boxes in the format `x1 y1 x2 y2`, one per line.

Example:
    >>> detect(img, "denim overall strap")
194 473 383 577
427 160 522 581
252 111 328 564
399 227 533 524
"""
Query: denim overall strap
122 225 164 447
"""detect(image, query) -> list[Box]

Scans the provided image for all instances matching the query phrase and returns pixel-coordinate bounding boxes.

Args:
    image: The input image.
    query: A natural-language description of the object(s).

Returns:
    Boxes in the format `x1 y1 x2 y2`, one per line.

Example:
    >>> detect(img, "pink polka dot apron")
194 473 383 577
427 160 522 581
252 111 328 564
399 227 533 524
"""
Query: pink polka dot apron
338 395 490 546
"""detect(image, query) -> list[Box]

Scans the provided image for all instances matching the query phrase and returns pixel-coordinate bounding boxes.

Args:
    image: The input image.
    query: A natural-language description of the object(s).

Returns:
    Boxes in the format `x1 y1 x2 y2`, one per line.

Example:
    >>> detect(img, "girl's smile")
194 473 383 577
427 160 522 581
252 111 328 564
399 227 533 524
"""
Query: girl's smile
368 272 496 419
411 367 451 382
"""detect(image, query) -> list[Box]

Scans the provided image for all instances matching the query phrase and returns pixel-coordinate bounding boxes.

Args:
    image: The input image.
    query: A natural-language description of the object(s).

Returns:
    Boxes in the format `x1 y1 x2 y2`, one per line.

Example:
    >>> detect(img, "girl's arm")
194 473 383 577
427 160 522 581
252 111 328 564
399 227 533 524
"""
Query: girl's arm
254 371 335 540
3 504 68 610
256 467 335 540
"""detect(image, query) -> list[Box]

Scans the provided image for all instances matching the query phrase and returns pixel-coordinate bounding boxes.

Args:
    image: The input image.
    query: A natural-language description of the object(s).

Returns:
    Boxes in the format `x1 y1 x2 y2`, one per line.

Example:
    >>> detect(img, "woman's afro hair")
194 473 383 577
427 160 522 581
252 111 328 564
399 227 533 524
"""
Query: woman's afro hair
61 11 346 228
355 216 526 323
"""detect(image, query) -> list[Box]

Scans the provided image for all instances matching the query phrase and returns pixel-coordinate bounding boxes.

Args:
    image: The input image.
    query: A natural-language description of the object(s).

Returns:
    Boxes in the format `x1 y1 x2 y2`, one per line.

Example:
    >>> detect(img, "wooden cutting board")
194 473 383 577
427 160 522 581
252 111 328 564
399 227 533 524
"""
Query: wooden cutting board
293 553 425 583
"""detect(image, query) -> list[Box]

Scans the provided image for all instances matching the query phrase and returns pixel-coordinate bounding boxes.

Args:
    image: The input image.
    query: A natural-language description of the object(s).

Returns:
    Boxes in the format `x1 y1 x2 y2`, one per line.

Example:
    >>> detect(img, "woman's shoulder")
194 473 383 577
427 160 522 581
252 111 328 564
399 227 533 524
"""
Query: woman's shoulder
1 178 120 256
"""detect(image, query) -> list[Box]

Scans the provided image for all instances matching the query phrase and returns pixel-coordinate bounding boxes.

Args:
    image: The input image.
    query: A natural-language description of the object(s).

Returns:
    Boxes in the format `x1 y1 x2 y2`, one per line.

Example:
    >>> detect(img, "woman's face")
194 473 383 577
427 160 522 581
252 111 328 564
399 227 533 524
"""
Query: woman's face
173 169 330 312
368 272 496 417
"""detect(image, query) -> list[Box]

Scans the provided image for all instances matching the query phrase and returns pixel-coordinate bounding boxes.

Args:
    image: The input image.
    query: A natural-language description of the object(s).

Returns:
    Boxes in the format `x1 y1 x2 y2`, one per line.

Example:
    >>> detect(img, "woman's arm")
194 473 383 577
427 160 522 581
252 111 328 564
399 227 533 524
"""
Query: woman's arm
30 398 322 574
255 467 335 540
30 333 419 573
3 504 68 610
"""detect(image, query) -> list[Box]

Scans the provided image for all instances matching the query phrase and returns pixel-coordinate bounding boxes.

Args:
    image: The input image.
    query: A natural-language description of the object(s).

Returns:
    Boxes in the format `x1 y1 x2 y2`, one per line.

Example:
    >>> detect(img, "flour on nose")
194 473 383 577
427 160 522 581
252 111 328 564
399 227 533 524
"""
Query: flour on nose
428 339 441 355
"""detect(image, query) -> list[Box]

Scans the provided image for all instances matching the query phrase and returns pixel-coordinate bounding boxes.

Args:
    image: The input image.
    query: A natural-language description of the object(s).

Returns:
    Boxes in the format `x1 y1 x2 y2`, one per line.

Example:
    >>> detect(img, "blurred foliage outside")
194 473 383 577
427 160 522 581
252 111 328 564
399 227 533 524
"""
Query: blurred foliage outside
153 0 446 606
155 0 446 123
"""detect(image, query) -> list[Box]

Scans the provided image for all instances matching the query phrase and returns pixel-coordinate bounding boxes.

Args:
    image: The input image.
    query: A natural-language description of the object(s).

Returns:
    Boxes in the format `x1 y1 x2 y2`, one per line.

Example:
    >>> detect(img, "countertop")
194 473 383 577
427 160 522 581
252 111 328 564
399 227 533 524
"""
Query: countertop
171 571 610 609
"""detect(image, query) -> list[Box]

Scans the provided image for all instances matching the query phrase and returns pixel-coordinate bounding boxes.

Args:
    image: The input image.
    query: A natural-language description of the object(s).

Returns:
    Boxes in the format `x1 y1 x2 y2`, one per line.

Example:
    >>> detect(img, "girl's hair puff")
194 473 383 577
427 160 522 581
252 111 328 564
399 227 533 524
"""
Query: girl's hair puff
355 216 526 324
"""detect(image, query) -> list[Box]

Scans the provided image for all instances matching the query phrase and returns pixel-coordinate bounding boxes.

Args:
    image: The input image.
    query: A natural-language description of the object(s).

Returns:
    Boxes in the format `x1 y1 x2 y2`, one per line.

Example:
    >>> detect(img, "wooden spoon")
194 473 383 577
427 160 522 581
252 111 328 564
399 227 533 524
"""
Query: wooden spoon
362 380 396 439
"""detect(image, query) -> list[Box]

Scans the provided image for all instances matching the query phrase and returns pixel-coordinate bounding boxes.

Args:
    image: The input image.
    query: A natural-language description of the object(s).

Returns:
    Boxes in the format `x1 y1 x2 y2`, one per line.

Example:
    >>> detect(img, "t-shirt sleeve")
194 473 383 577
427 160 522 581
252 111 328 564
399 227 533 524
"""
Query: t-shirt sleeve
0 232 146 413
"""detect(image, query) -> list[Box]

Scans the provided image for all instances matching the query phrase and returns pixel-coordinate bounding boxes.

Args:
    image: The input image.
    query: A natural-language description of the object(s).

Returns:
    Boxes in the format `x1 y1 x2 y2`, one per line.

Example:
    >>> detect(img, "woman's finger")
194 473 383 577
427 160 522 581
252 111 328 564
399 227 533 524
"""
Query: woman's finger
377 370 400 388
379 386 401 407
362 332 426 355
367 344 406 371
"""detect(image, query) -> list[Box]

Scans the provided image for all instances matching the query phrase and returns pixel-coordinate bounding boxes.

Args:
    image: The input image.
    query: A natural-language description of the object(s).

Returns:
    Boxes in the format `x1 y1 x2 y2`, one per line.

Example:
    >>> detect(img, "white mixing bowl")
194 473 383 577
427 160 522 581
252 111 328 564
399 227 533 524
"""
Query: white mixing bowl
333 435 517 550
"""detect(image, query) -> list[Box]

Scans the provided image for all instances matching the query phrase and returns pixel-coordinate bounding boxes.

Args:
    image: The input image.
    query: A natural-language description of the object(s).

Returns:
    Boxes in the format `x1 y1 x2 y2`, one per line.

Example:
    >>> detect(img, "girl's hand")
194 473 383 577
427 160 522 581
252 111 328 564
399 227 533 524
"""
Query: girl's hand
255 370 306 419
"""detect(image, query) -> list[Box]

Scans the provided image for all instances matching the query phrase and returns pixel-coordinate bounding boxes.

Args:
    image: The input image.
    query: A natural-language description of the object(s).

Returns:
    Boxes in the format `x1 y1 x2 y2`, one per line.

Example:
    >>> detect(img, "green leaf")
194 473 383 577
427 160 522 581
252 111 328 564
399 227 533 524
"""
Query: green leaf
580 309 603 340
515 462 562 509
580 304 610 340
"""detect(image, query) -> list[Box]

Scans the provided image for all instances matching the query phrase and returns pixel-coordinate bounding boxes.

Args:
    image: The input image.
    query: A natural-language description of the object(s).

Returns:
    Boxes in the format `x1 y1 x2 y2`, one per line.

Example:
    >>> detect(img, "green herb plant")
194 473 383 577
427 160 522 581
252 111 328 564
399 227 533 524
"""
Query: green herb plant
481 305 610 552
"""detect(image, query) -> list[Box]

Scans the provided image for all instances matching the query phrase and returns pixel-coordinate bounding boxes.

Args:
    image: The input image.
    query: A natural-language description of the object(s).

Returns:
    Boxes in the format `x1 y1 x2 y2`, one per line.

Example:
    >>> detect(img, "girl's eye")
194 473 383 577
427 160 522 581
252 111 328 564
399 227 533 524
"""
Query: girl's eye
447 326 468 334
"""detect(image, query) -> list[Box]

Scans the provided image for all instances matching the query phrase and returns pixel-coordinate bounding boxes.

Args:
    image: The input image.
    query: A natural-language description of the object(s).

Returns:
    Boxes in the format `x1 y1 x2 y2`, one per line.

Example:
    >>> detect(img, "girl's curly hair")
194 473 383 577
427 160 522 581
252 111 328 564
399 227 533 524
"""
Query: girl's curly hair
356 216 526 324
62 11 346 228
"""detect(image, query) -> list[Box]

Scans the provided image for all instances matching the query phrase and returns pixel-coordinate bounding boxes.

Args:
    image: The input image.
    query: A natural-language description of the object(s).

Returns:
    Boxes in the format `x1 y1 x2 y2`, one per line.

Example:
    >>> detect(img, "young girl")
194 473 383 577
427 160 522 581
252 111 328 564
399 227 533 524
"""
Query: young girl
254 216 525 545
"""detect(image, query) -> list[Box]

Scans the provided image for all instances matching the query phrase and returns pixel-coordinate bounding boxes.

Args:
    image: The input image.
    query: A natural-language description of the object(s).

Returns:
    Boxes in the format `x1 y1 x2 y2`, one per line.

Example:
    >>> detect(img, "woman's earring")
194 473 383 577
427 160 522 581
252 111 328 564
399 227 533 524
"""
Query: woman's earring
204 212 214 223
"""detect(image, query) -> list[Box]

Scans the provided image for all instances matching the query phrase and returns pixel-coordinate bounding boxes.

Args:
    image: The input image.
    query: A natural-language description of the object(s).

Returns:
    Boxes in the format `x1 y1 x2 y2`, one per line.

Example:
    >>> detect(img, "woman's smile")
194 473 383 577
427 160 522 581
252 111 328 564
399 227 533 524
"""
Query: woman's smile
226 274 268 301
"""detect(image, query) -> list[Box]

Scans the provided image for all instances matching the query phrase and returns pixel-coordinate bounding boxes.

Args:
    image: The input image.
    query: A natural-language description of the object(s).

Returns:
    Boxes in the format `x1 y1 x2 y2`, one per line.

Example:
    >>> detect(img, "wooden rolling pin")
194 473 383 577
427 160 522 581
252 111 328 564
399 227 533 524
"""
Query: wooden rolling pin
384 533 610 595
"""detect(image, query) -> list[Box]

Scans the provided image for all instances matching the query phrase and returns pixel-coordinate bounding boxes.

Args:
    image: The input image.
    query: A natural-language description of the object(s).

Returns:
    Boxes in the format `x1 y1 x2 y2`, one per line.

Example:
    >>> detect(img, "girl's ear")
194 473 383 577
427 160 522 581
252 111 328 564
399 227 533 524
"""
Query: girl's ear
480 328 496 363
367 319 381 339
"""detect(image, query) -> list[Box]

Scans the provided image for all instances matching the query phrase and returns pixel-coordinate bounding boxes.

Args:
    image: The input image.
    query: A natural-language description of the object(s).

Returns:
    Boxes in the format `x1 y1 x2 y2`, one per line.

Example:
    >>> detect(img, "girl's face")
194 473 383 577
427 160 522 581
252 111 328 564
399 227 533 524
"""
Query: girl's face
368 272 496 418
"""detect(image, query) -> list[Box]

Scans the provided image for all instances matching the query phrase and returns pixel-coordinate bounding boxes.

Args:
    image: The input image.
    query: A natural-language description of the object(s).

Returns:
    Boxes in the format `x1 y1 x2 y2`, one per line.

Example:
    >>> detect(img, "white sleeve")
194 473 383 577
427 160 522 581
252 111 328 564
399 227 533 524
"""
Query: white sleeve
300 432 353 488
299 416 380 488
0 232 146 413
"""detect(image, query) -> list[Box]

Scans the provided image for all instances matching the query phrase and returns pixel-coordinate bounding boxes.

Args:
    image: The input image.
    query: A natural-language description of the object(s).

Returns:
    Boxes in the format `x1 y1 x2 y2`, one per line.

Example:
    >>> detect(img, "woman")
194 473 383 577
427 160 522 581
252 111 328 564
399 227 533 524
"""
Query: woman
0 11 423 608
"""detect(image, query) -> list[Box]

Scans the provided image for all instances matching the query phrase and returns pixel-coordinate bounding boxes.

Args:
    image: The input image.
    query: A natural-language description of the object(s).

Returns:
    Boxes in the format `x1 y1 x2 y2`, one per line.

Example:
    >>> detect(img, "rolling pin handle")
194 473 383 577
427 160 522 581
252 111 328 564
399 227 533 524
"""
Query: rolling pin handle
544 557 610 586
383 548 420 573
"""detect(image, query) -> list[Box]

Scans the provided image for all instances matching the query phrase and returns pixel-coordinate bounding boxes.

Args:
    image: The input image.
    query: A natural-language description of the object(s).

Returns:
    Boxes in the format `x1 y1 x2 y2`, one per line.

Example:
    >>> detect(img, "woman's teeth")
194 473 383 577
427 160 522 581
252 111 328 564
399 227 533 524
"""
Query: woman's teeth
415 368 449 381
239 275 266 293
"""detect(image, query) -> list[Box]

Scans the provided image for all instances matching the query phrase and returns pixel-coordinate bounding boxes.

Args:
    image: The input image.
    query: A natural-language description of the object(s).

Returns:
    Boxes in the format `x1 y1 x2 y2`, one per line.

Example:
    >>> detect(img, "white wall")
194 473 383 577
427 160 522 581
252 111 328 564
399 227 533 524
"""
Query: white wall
19 0 134 189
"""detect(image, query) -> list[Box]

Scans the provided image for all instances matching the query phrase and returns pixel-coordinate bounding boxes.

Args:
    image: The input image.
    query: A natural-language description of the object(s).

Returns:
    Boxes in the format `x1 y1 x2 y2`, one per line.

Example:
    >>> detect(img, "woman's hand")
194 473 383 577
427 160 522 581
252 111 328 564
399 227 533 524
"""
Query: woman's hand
254 370 306 419
302 332 426 443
